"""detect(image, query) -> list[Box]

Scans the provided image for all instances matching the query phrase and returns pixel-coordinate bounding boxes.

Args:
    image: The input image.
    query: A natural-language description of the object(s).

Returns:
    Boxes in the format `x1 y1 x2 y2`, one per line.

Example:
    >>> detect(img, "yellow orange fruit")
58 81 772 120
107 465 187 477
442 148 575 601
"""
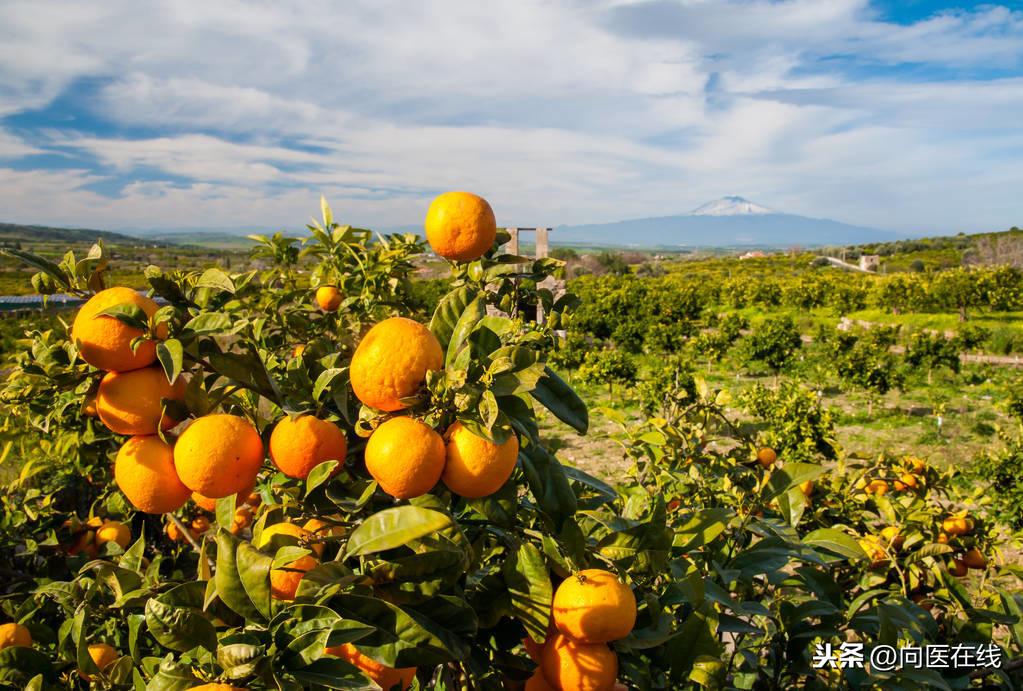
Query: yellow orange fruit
192 484 253 512
906 456 927 473
80 642 118 680
350 317 443 412
315 286 342 311
859 536 888 569
442 422 519 498
937 532 950 544
302 517 345 555
292 344 306 358
881 526 905 551
865 480 889 496
424 191 497 263
0 623 31 649
115 436 191 514
553 569 637 644
962 548 987 569
165 520 193 543
756 447 776 469
256 523 318 598
799 480 814 497
191 516 211 535
540 633 617 691
96 367 185 435
231 508 253 535
190 684 248 691
365 416 445 499
174 415 264 499
95 521 131 550
269 415 348 480
941 516 972 537
324 643 416 691
71 287 162 372
951 558 969 577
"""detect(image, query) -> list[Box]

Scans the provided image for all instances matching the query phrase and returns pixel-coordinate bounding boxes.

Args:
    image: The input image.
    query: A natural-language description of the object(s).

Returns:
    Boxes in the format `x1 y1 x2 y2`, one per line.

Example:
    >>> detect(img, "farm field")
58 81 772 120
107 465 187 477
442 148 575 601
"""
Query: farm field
0 205 1021 689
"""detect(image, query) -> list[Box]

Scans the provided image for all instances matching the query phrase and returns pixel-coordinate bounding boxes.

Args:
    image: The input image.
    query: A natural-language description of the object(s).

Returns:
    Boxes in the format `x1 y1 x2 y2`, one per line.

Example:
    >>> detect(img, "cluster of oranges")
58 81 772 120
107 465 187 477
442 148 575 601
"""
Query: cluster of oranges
856 455 927 497
60 516 131 558
522 569 637 691
940 515 988 576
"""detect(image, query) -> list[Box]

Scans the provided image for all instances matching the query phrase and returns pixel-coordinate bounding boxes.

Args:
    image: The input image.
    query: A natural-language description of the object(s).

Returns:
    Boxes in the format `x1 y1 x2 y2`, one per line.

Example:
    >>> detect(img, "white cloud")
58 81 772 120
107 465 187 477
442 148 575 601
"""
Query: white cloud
0 0 1021 233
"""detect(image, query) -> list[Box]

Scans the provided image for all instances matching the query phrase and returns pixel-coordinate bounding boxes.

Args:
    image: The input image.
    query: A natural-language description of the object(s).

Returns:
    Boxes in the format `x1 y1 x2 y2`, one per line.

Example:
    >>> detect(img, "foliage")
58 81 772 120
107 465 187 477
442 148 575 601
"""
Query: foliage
740 381 840 462
576 349 638 393
739 316 803 374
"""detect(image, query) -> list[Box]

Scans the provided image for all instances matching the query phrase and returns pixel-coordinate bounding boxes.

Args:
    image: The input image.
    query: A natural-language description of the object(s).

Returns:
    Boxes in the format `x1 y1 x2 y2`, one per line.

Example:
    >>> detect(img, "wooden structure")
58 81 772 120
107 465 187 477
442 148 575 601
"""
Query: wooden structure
501 227 561 325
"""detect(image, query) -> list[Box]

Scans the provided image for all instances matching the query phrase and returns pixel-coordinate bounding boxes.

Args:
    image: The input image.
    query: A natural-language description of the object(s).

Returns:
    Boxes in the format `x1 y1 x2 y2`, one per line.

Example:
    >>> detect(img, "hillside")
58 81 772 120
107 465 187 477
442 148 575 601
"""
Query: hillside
0 222 147 245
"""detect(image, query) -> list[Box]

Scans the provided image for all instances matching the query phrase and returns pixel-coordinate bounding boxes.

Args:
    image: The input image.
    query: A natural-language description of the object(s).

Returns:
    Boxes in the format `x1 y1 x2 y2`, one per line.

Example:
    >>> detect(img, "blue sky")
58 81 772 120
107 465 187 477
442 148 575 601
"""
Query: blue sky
0 0 1021 234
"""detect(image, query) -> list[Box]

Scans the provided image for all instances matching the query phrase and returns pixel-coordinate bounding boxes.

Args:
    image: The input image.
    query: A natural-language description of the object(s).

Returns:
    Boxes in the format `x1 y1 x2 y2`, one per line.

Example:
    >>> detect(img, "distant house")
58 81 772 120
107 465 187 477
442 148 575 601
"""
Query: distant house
859 254 881 272
739 251 766 260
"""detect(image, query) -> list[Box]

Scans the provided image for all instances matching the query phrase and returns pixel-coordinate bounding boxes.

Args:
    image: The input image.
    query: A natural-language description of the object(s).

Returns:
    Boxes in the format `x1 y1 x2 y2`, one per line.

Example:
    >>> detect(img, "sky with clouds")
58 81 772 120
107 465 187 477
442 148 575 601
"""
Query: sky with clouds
0 0 1021 234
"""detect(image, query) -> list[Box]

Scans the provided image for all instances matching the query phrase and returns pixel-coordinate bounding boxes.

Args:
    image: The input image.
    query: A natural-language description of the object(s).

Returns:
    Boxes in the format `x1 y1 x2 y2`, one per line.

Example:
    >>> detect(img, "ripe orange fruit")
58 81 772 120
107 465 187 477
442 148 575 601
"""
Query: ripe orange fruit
95 521 131 550
302 517 345 555
231 508 253 535
115 435 191 514
540 633 617 691
424 191 497 262
165 520 193 543
937 532 950 544
365 417 445 499
941 516 972 536
442 422 519 498
858 536 888 569
865 479 889 496
71 287 162 372
292 344 306 358
256 522 318 599
96 367 185 435
350 317 443 412
962 548 987 569
68 530 98 557
190 684 248 691
756 447 776 468
553 569 637 644
799 480 814 497
894 473 918 492
950 558 969 577
525 668 556 691
192 483 254 512
324 643 416 691
315 286 342 311
174 415 264 499
906 456 926 473
191 516 211 535
0 623 32 649
269 415 348 480
80 642 118 680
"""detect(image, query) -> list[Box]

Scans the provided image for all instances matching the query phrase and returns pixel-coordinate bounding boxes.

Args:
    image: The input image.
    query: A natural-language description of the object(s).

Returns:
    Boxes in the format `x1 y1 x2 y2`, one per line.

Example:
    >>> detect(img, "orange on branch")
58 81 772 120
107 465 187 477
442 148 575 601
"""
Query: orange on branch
71 287 162 372
0 623 31 649
269 415 348 480
324 643 416 691
315 286 342 311
540 633 618 691
442 422 519 498
174 414 264 499
97 366 185 435
424 191 497 263
553 569 637 644
349 317 443 412
756 447 776 468
95 521 131 550
365 416 445 499
115 435 191 514
79 642 118 681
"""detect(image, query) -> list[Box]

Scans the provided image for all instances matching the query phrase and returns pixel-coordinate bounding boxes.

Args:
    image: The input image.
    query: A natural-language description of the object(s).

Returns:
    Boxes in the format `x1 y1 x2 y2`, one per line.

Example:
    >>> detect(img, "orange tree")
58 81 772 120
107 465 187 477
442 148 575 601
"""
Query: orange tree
0 195 1020 691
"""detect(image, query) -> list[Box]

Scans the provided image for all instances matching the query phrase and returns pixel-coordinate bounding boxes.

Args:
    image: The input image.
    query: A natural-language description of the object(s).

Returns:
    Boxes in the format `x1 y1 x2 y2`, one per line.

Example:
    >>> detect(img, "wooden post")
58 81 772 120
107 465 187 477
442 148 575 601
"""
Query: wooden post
507 228 519 256
535 227 549 259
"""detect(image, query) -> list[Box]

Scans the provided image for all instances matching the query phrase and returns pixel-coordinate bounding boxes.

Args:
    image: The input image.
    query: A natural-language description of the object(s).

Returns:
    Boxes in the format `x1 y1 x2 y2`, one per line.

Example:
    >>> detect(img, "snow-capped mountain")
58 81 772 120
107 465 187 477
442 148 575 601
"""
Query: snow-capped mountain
690 196 773 216
555 197 901 248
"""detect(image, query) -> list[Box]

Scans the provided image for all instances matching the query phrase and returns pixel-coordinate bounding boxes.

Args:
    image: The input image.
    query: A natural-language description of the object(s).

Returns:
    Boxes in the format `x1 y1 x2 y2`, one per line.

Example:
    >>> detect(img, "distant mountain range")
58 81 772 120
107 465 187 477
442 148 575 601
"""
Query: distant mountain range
554 196 901 248
0 222 151 245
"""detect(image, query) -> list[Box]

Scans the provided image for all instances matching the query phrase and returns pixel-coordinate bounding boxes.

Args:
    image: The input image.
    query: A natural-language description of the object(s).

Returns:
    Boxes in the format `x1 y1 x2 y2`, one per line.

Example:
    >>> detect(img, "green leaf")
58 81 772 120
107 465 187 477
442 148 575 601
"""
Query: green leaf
216 494 237 533
156 339 184 384
143 658 200 691
673 508 734 552
289 657 375 690
0 248 71 289
802 528 867 561
530 367 588 434
502 542 552 642
306 460 340 496
196 268 235 293
0 647 56 685
215 530 264 621
345 507 454 557
237 541 273 620
96 303 149 330
144 588 216 652
430 286 479 351
312 368 346 402
183 312 232 334
445 295 486 367
217 638 265 680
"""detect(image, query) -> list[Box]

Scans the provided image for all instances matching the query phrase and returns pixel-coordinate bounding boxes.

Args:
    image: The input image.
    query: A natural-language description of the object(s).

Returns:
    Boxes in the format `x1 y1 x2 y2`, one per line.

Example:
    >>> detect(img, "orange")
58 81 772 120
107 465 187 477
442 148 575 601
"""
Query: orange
442 423 519 498
166 520 193 543
540 633 617 691
525 668 556 691
269 415 348 480
231 508 253 535
192 483 253 512
756 447 776 469
962 548 987 569
80 642 118 680
799 480 814 497
190 685 248 691
292 344 306 358
941 516 972 537
937 532 950 544
424 191 497 262
553 569 636 644
350 317 443 412
906 456 926 473
0 623 31 649
115 436 191 514
951 558 969 577
302 517 345 555
71 287 161 372
68 530 98 557
365 417 445 499
880 526 905 551
96 367 185 435
95 521 131 550
256 522 318 599
315 286 342 311
174 415 264 499
858 536 888 569
894 473 918 492
865 480 889 496
191 516 211 535
324 643 416 691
